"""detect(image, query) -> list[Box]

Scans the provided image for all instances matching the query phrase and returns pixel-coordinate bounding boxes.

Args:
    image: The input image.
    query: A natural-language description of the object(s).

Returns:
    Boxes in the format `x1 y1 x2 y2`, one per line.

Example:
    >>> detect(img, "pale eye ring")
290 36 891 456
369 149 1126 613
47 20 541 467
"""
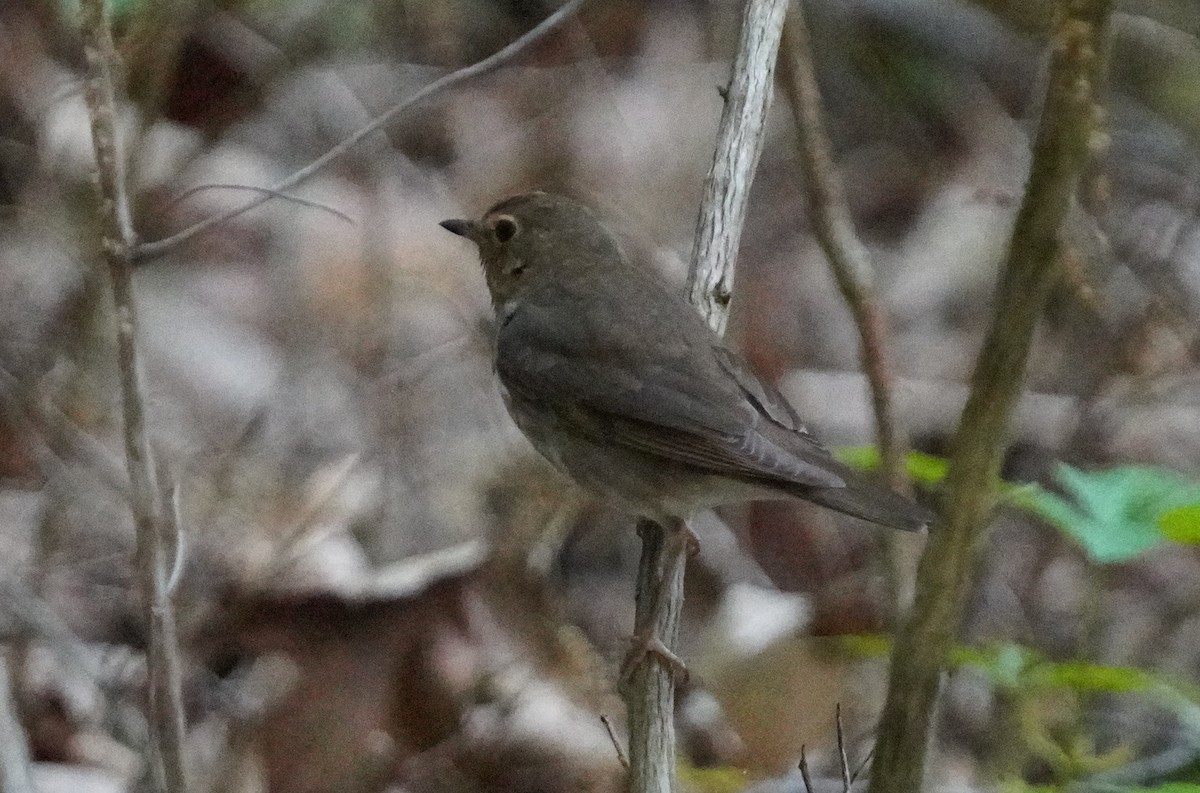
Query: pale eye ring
493 216 518 243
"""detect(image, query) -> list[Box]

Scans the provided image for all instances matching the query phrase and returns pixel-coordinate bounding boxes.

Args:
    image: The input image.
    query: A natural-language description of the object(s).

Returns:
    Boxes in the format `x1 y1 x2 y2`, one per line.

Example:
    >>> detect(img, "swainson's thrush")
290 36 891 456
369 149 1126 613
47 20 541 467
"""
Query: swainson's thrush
440 192 931 534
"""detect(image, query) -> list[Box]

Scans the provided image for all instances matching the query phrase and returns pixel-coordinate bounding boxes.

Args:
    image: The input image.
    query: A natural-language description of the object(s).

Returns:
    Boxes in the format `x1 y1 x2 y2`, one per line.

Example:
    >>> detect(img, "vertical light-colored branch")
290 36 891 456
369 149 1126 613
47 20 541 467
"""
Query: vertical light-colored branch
866 3 1113 793
624 2 788 792
623 520 688 793
0 654 34 793
776 2 917 618
80 1 187 791
685 0 791 336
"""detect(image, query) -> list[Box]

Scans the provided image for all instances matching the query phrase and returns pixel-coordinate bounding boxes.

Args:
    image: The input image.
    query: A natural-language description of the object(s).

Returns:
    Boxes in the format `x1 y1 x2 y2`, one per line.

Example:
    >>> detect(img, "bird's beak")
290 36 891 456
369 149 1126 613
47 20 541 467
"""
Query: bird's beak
439 218 477 241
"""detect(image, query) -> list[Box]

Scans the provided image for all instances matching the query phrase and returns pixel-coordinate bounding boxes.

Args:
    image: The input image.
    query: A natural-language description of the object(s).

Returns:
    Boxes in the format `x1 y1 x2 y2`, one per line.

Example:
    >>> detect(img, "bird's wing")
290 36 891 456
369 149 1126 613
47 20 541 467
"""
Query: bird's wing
496 287 845 490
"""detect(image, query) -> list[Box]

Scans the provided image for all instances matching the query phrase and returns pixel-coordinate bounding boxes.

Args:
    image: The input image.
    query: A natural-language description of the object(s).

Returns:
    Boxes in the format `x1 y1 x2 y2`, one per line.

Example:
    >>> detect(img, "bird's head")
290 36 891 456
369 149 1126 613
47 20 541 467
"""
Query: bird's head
440 191 622 307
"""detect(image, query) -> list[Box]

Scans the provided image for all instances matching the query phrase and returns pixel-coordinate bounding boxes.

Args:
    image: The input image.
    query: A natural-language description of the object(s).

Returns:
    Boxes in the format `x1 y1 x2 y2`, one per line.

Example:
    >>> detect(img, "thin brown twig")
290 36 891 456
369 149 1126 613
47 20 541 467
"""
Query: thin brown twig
799 745 816 793
850 746 874 787
835 703 851 793
151 455 187 764
600 715 630 770
866 4 1114 793
794 711 861 793
133 0 589 261
79 1 188 791
167 184 357 225
776 0 919 625
161 473 187 596
777 5 908 491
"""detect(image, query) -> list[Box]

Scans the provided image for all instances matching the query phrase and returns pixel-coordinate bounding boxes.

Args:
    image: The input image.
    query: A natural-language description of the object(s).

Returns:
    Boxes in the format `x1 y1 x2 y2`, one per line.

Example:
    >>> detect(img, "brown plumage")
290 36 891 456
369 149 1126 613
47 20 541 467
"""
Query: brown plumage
441 191 931 532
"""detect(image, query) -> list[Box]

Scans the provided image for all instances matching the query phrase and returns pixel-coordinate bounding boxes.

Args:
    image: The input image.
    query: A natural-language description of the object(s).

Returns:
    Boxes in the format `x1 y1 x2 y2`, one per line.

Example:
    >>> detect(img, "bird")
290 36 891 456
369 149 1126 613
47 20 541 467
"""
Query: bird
440 191 932 542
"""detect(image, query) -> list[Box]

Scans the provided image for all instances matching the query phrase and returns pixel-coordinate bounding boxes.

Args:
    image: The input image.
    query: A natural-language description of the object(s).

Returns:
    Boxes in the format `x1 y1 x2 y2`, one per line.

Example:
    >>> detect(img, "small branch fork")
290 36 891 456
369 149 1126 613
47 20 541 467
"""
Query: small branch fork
798 705 867 793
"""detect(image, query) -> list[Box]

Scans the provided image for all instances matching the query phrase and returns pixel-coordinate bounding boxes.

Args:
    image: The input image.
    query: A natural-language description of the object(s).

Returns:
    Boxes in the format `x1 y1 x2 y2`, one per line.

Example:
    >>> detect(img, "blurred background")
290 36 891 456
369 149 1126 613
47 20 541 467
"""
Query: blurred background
1 0 1200 791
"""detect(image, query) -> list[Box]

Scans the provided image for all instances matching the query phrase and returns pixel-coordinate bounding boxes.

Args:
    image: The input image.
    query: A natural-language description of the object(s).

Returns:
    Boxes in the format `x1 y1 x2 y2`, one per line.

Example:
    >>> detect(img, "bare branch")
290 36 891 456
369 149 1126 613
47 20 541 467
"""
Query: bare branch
623 2 788 793
835 703 851 793
850 747 874 787
168 184 357 226
79 1 188 791
600 715 630 770
686 0 790 335
777 4 907 490
799 746 816 793
622 519 689 793
133 0 589 261
867 4 1115 793
161 473 187 597
148 455 187 787
776 0 918 621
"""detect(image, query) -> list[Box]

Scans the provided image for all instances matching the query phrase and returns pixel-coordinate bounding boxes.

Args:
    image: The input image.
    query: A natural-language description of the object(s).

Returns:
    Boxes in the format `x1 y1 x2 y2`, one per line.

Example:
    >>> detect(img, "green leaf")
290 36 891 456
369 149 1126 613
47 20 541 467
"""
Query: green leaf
1160 503 1200 544
835 633 891 658
952 642 1035 688
1033 661 1156 694
954 643 1163 698
1015 465 1200 564
676 763 747 793
999 481 1043 505
833 447 950 486
907 452 950 485
1108 785 1200 793
835 446 881 471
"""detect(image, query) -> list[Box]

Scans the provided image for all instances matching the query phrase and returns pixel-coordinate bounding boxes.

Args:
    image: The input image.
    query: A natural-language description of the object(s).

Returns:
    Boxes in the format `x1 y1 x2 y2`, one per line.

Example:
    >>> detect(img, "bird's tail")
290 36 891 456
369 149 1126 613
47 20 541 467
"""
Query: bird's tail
789 475 934 532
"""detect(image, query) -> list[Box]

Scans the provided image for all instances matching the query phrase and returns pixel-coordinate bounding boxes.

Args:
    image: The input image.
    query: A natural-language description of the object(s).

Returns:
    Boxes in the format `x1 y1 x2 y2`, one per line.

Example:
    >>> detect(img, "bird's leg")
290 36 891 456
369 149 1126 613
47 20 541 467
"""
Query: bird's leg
620 517 693 686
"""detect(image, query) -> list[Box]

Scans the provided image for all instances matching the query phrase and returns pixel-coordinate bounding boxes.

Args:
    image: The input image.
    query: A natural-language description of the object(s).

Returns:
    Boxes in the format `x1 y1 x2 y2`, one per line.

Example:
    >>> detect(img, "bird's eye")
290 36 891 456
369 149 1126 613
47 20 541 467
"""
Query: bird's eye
493 216 518 243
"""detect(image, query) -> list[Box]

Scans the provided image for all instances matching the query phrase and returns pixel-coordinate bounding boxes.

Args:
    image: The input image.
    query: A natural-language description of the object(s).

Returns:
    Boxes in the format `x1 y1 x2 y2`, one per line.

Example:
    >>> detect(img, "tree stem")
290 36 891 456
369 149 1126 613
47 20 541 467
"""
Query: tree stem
866 4 1114 792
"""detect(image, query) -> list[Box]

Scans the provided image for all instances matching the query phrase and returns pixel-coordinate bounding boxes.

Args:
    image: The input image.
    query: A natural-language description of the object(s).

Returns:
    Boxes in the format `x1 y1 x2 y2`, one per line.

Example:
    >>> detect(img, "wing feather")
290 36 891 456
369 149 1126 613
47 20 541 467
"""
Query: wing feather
497 285 845 490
